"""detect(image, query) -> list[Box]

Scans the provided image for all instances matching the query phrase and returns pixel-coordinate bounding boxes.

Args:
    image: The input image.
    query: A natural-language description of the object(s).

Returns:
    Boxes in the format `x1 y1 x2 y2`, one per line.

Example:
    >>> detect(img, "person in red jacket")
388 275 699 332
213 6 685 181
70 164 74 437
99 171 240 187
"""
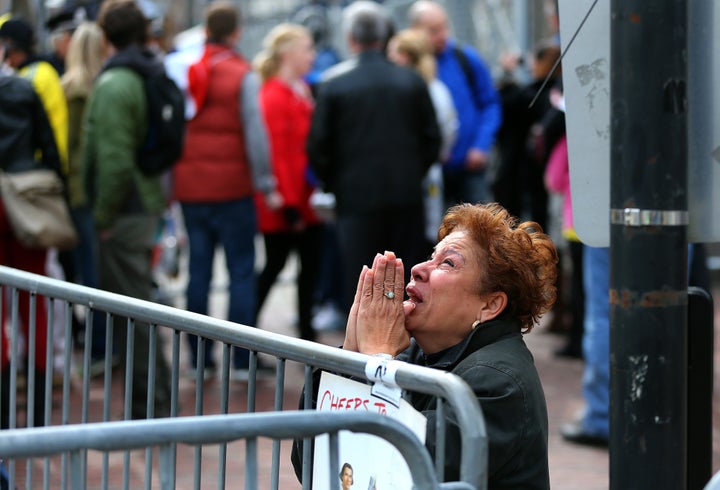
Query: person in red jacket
253 23 323 341
173 1 277 380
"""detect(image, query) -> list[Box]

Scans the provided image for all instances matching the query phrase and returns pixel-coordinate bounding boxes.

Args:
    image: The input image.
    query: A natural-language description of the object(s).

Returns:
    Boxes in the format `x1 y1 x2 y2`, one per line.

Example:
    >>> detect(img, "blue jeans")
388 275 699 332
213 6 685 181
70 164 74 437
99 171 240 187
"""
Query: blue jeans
581 246 610 437
581 245 695 437
313 223 344 309
181 198 257 369
71 205 106 358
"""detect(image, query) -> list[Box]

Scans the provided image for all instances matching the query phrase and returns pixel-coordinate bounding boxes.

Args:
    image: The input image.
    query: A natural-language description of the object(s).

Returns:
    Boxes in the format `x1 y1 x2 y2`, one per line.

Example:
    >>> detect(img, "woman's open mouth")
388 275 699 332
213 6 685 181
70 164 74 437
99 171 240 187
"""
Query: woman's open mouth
406 284 423 304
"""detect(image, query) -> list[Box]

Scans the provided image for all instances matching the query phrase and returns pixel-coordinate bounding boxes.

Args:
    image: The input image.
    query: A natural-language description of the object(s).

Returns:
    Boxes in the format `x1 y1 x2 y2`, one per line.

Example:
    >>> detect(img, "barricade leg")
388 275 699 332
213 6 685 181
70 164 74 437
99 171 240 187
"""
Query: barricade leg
687 287 713 490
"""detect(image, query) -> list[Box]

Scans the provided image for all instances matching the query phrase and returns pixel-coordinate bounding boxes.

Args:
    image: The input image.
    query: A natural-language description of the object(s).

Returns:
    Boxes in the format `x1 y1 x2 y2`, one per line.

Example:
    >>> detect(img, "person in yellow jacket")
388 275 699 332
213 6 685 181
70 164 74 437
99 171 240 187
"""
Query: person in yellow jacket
0 16 69 174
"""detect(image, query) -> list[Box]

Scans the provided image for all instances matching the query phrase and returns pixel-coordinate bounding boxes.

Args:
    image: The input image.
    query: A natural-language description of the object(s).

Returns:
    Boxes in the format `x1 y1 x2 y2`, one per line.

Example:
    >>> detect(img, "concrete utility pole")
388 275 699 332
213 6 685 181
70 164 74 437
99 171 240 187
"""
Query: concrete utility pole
609 1 688 489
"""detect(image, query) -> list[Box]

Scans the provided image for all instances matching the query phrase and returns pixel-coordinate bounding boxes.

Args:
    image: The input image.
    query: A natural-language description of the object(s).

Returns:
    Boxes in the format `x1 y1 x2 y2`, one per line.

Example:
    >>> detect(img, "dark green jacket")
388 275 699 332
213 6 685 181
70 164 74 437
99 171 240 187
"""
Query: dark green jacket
82 46 165 229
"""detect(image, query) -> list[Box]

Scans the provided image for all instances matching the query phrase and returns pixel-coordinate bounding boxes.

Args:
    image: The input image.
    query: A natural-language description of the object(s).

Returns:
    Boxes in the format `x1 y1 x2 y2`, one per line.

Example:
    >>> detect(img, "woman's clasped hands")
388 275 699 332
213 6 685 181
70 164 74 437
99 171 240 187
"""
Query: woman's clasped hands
343 251 413 357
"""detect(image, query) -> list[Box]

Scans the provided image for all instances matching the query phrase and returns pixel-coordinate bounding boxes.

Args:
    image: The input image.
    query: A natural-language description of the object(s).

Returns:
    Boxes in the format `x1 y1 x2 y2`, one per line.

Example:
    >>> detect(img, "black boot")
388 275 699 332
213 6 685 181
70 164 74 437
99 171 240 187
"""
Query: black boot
31 371 48 428
0 369 9 430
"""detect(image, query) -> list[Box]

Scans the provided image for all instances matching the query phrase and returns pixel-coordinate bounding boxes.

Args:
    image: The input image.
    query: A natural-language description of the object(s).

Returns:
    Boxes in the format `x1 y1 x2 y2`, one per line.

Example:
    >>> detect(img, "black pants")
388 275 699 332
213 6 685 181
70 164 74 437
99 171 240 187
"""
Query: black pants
256 225 324 341
98 214 171 419
566 239 585 351
336 206 429 312
1 369 47 429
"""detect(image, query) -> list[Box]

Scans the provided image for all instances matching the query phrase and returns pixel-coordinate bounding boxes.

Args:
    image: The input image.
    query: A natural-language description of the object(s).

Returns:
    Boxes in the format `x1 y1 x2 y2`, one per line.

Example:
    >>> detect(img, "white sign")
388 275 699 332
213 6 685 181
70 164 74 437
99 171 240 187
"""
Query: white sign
558 0 720 246
312 372 427 490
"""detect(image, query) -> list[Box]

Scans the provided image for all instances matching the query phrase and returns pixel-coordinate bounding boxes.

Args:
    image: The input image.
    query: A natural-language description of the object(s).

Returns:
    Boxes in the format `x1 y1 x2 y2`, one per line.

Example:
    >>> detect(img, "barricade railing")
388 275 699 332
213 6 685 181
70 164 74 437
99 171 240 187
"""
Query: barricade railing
0 411 476 490
0 265 487 489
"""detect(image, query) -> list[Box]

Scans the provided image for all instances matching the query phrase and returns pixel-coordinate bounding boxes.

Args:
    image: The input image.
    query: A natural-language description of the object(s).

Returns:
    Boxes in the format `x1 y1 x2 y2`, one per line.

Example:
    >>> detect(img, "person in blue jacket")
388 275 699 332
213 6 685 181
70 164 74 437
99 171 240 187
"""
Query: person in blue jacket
409 1 502 209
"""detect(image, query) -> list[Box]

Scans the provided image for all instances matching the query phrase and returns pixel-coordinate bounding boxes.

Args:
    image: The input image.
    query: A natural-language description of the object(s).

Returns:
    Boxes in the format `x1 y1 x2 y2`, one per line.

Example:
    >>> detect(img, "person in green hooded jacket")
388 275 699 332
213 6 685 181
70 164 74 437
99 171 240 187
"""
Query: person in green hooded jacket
82 0 170 420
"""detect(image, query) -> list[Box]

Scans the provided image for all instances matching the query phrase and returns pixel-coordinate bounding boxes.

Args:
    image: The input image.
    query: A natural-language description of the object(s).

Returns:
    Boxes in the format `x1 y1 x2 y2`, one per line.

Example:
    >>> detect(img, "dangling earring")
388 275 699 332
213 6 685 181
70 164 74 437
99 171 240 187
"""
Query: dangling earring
472 320 481 330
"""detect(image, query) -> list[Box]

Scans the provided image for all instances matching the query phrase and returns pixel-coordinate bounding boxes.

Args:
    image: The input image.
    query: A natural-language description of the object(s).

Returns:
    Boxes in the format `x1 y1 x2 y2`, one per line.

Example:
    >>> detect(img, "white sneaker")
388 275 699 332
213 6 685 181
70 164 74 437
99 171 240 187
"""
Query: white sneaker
230 362 275 382
229 368 251 382
186 366 216 381
312 304 345 331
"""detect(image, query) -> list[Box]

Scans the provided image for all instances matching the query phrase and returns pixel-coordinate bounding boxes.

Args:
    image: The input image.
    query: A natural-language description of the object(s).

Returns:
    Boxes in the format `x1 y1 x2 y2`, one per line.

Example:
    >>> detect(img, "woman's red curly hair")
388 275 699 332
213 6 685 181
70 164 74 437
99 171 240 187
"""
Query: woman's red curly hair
438 203 558 332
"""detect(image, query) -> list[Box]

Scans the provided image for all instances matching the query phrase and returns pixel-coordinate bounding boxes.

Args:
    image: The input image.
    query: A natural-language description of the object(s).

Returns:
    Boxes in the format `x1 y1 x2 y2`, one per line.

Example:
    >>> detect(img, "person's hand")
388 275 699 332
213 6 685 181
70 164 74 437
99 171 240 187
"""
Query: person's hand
465 148 488 171
342 264 368 353
355 251 410 356
264 191 284 210
549 87 565 111
98 228 113 241
499 51 522 73
282 207 305 232
529 123 546 164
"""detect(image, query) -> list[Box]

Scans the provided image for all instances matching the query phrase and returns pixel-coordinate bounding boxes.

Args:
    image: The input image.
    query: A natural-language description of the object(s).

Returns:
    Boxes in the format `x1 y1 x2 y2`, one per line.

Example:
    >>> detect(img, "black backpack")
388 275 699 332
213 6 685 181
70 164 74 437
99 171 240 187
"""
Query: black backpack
136 71 186 176
452 45 479 106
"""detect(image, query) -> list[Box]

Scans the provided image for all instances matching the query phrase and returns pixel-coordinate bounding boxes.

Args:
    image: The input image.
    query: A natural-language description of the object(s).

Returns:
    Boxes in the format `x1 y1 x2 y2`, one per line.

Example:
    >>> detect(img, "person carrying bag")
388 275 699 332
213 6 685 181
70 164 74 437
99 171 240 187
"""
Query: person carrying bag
0 170 78 250
0 73 77 251
0 70 72 429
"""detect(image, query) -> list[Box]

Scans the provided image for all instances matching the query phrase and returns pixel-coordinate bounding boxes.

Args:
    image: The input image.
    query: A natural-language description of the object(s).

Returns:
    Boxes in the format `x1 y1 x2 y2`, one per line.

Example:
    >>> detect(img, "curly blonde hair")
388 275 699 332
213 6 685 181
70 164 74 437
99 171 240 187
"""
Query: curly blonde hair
389 28 436 82
438 203 558 332
253 23 311 82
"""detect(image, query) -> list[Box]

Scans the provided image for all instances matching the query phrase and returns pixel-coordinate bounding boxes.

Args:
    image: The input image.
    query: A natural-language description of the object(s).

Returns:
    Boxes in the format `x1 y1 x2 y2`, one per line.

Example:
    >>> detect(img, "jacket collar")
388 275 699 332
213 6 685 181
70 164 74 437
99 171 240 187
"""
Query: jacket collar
17 54 39 71
203 42 238 58
357 49 387 63
437 38 459 60
102 44 163 77
422 316 523 370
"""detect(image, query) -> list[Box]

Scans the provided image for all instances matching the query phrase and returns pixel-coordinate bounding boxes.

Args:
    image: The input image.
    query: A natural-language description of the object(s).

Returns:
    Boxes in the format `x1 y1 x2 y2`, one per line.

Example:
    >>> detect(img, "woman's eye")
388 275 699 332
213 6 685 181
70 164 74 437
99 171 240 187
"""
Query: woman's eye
442 259 454 267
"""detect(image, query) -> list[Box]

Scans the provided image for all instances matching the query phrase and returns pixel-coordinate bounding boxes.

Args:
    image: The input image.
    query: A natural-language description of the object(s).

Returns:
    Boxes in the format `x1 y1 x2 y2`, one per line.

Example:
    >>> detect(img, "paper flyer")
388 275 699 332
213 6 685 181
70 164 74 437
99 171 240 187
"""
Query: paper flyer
312 371 427 490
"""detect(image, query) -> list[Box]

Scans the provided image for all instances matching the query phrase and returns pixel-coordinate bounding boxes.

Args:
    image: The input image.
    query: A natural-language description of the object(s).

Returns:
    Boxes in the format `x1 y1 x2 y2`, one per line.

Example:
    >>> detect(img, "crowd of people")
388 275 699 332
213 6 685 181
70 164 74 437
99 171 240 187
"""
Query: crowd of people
0 0 659 486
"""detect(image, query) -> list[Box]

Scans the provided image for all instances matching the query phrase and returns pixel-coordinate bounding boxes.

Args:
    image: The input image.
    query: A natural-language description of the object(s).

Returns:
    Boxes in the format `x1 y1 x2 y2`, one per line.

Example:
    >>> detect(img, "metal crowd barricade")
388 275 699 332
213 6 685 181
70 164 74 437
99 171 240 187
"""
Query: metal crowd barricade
0 265 487 489
0 411 466 490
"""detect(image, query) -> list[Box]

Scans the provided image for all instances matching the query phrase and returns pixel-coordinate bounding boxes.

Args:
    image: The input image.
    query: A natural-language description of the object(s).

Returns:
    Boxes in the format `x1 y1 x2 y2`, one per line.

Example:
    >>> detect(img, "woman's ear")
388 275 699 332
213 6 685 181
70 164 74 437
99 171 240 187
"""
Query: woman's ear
477 291 508 323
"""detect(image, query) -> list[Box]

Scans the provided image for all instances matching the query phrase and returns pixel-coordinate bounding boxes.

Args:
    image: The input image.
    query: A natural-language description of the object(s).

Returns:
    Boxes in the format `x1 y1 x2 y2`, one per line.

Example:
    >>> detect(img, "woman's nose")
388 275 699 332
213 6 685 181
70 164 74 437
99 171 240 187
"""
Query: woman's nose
411 261 428 281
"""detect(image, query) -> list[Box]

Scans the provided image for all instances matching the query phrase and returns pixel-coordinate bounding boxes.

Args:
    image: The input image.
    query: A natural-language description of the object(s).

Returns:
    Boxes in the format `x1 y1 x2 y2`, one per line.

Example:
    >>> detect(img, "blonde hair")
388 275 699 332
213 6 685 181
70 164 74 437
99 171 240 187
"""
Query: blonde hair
390 29 436 82
61 21 104 98
253 23 311 83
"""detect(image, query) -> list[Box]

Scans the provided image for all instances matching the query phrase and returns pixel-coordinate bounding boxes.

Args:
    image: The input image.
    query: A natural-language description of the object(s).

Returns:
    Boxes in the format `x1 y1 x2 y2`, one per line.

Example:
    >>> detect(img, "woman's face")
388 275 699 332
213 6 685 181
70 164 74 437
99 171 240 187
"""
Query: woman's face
284 34 315 78
341 466 353 489
404 229 486 353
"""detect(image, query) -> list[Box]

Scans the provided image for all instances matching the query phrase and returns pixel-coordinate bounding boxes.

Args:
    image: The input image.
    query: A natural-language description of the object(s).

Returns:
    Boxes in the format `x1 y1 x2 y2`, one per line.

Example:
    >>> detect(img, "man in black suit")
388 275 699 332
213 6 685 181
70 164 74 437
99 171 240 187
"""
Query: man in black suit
308 0 441 311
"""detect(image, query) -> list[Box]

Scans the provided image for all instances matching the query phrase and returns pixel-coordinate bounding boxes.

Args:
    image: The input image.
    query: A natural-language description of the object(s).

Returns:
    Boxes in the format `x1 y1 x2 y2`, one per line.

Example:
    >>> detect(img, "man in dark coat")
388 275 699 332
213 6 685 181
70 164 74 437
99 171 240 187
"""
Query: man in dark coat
308 0 441 311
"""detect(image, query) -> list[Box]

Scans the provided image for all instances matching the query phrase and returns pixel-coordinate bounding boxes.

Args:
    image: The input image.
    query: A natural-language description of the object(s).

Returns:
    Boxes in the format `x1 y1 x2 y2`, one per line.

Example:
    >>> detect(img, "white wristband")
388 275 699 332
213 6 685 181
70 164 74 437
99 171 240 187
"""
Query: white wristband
365 355 402 408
